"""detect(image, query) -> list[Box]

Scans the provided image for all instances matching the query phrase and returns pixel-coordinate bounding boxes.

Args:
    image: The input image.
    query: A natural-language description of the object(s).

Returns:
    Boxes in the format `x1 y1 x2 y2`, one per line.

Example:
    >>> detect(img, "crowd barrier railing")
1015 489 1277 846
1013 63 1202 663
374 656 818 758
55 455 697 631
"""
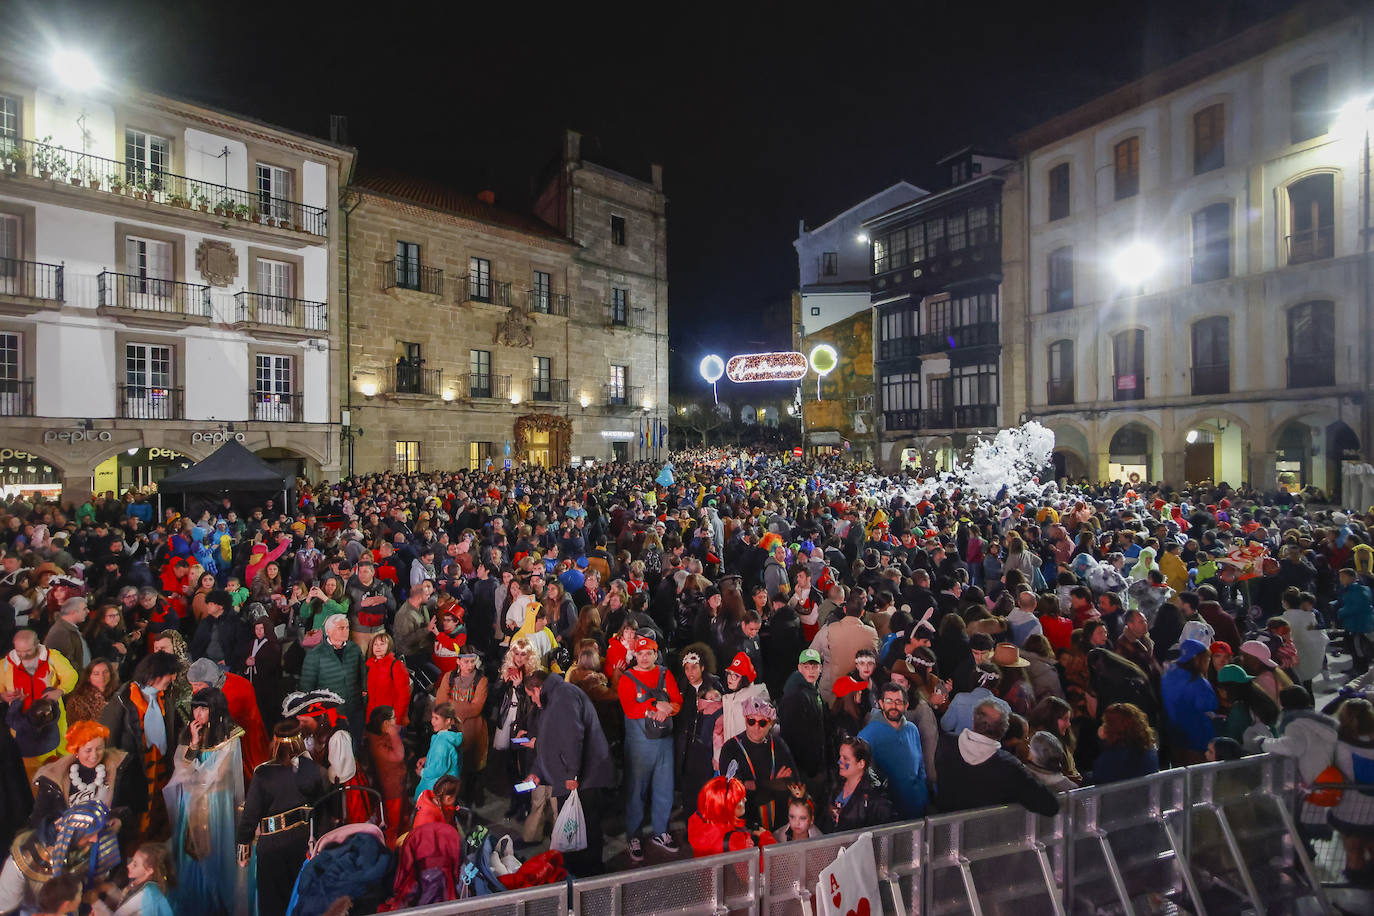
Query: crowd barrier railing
395 754 1342 916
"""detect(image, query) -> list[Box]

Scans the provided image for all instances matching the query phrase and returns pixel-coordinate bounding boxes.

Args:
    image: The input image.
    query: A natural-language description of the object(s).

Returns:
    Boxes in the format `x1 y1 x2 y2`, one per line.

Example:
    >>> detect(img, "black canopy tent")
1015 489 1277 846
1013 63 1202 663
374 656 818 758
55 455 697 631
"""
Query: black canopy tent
156 441 292 518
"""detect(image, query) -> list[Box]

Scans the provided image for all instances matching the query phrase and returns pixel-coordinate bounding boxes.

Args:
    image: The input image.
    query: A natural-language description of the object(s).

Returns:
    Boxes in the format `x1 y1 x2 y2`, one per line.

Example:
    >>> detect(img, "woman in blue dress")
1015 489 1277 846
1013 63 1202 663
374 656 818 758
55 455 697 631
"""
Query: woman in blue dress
163 687 254 916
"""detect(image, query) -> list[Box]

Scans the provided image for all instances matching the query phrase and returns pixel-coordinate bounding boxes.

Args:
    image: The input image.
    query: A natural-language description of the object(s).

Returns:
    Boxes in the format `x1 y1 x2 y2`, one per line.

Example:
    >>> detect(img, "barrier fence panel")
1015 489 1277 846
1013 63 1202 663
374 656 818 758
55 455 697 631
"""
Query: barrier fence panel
571 847 759 916
924 804 1067 916
760 822 923 916
392 881 568 916
1065 768 1199 915
1185 755 1332 916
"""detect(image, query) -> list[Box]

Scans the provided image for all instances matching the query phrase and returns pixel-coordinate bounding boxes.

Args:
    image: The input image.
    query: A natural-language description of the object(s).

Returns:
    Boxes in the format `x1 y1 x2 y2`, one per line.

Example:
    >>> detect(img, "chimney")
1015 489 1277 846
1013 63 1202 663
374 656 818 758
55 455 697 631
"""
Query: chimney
564 129 582 164
477 190 496 205
329 115 348 144
650 163 663 191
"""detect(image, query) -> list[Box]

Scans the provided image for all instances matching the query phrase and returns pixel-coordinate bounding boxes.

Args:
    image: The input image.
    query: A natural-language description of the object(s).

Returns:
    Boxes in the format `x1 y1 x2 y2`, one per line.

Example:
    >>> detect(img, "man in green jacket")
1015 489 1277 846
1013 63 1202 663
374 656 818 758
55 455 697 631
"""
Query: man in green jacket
300 613 366 746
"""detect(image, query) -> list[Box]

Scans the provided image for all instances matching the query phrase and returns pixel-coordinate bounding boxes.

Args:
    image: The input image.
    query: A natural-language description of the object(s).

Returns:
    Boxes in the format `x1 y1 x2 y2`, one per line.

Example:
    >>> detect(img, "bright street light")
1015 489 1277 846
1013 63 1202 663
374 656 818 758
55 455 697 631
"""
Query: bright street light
1186 429 1199 444
856 233 869 244
1336 93 1373 137
52 49 101 92
1111 241 1162 287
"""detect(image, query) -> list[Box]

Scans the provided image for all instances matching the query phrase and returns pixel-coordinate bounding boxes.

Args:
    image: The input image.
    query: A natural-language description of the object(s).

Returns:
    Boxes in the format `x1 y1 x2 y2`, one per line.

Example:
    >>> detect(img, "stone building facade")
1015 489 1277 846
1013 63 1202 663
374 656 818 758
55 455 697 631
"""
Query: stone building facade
341 131 668 474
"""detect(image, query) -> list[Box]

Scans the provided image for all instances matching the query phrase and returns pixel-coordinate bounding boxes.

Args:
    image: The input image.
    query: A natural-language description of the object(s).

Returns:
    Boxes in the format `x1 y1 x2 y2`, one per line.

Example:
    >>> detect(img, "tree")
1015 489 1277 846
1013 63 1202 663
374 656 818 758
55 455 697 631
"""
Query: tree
671 395 726 445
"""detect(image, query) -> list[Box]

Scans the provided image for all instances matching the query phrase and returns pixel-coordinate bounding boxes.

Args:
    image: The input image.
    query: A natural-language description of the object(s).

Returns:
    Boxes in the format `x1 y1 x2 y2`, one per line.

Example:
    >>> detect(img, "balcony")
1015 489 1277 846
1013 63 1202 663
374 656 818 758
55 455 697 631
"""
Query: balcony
919 322 999 355
0 258 64 312
383 259 443 296
465 276 512 307
1191 363 1231 396
98 271 210 322
1286 226 1334 265
529 292 569 317
1113 373 1144 401
0 379 34 416
233 292 327 336
251 390 302 422
604 384 644 408
1288 355 1335 389
607 303 651 330
392 360 442 396
118 384 183 420
878 335 921 361
1 137 327 236
465 373 511 400
531 377 569 403
954 404 997 428
883 409 920 431
919 407 954 429
1047 377 1075 406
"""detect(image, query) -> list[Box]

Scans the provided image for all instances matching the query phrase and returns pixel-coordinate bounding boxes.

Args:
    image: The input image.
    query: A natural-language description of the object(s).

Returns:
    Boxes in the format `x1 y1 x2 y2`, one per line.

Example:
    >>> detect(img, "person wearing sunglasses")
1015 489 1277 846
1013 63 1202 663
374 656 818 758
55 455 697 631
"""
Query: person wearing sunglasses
718 695 798 831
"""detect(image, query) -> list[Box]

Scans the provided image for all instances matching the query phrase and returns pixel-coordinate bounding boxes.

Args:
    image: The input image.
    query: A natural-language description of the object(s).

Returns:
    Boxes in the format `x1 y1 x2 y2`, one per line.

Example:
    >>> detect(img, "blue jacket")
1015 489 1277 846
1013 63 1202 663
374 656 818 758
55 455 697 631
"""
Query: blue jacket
1337 581 1374 634
858 717 928 819
415 728 464 799
1161 666 1217 752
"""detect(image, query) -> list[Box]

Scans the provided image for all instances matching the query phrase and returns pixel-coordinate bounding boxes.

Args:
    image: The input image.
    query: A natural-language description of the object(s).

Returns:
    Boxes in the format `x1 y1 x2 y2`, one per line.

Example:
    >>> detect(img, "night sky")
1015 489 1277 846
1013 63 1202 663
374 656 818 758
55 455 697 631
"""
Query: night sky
5 0 1300 395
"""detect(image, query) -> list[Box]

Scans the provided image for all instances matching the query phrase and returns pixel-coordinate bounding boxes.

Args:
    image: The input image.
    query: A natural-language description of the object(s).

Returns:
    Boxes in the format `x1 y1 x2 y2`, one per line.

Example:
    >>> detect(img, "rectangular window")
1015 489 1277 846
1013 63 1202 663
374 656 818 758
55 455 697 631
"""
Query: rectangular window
947 212 967 252
926 376 946 411
953 363 998 406
967 207 990 246
872 236 888 274
810 307 820 316
532 356 552 400
469 441 494 471
395 241 420 290
396 342 423 394
1114 137 1140 200
1191 317 1230 395
609 364 627 403
124 129 169 189
1048 163 1070 221
610 287 629 325
925 218 944 258
1113 330 1146 401
256 258 294 298
610 215 626 246
253 353 294 420
532 270 551 313
1191 203 1231 283
1194 104 1225 174
1048 340 1074 405
0 95 18 150
822 251 837 276
124 342 174 418
887 229 908 271
0 332 17 382
878 307 917 359
1291 65 1330 143
880 372 919 412
924 296 952 335
468 256 491 302
125 237 173 297
0 214 19 281
908 223 926 263
1048 247 1074 312
469 349 491 397
394 441 421 473
255 164 292 221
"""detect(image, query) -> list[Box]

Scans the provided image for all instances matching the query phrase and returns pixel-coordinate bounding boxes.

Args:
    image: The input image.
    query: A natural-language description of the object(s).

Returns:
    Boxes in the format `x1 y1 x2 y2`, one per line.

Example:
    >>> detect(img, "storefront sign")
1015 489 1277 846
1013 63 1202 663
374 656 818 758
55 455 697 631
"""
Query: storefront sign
600 430 636 440
191 431 246 444
43 429 113 444
147 448 185 460
0 449 42 462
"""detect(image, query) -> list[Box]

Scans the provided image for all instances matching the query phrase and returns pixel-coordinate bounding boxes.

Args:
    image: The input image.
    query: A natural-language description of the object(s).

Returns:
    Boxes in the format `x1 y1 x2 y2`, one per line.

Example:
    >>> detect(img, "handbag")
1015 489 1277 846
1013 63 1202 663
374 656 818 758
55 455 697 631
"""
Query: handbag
629 668 674 739
1306 765 1343 807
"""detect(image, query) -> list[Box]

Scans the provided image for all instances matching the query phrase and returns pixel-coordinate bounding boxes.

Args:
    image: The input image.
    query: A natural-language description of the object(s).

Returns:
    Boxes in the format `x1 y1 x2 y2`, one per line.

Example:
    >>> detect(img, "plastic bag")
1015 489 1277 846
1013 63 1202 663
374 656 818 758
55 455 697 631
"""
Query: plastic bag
550 789 587 853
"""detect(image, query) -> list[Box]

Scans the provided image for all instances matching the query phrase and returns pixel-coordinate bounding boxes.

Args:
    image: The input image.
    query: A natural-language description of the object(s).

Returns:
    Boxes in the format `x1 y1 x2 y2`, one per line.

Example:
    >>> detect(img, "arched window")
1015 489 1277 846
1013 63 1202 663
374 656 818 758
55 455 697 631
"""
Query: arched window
1287 301 1335 388
1191 316 1230 395
1191 203 1231 283
1112 330 1145 401
1287 174 1334 264
1047 340 1074 405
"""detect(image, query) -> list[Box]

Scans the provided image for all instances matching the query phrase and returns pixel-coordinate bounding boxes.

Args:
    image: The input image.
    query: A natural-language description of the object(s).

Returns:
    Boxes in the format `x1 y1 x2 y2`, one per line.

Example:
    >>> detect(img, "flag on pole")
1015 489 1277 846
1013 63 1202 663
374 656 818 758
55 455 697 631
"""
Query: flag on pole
658 420 666 448
639 422 646 448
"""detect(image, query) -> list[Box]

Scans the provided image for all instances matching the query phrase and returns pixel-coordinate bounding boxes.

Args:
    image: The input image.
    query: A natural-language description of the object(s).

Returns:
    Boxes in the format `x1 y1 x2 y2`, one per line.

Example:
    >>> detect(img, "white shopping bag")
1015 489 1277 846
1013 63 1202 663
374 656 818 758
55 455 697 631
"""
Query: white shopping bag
815 832 884 916
550 788 588 852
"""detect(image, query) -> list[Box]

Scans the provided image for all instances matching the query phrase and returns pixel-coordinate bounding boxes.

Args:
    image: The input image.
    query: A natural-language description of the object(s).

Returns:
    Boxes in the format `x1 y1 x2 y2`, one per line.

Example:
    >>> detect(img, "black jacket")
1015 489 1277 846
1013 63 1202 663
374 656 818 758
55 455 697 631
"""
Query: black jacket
778 671 829 780
933 731 1059 817
189 611 251 670
100 685 185 817
819 772 894 834
529 674 613 797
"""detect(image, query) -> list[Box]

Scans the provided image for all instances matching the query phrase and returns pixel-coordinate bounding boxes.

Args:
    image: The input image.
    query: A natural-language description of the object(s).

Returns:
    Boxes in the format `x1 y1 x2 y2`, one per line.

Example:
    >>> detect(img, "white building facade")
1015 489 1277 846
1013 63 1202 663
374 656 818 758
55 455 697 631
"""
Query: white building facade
0 66 351 502
1017 5 1374 498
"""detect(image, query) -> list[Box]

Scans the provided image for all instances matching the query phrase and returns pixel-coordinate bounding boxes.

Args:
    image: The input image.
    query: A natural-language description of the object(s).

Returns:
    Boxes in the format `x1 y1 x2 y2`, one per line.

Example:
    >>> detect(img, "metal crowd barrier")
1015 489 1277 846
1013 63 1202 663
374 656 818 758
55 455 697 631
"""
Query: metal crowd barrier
394 754 1347 916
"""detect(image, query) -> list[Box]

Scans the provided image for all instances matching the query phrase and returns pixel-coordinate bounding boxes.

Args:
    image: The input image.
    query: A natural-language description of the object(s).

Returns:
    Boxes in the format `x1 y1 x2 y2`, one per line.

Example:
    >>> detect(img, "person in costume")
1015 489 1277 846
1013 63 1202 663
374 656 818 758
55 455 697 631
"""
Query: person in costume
103 842 174 916
30 721 128 827
0 801 123 914
187 659 270 776
162 688 251 916
284 689 369 826
686 775 775 858
236 721 327 916
101 653 184 844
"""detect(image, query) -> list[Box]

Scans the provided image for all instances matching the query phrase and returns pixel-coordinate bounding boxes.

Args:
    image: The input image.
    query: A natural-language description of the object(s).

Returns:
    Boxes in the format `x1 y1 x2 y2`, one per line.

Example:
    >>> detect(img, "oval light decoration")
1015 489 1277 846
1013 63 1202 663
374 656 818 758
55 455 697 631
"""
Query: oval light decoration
699 354 725 384
726 351 808 383
809 344 838 376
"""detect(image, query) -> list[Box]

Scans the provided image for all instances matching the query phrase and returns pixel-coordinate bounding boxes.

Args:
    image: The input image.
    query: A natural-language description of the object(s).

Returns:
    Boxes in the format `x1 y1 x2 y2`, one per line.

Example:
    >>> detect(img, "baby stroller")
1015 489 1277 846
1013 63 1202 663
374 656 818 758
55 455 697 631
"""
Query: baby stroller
286 786 394 916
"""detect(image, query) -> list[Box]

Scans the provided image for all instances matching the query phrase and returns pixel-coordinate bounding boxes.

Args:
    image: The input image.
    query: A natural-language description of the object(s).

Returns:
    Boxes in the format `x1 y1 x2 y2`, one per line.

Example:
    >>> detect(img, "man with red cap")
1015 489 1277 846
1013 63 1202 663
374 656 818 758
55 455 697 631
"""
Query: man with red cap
616 634 682 862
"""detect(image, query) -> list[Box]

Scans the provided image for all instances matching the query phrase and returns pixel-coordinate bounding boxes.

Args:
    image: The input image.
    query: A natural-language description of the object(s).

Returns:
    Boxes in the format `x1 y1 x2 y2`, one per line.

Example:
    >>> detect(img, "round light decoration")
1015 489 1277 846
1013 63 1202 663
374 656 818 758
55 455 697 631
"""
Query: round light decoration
700 354 725 403
809 344 838 400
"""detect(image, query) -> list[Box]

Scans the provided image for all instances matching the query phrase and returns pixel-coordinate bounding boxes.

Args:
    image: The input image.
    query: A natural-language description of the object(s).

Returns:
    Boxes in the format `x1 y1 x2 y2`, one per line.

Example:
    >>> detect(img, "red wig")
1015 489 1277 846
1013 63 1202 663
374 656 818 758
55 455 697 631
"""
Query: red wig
66 720 111 752
696 776 747 826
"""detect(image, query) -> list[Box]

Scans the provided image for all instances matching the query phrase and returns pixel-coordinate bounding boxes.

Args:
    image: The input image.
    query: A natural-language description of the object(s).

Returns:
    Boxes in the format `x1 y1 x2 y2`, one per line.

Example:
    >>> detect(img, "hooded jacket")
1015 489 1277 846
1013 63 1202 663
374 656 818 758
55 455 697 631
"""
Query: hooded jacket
1281 608 1330 684
1259 708 1337 782
1337 580 1374 635
777 670 828 780
933 730 1059 817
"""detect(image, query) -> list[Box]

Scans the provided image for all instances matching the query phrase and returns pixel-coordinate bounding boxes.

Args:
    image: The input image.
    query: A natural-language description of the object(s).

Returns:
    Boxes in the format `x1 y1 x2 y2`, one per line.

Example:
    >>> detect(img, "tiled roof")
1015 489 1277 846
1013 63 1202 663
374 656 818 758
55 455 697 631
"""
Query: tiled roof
351 171 569 241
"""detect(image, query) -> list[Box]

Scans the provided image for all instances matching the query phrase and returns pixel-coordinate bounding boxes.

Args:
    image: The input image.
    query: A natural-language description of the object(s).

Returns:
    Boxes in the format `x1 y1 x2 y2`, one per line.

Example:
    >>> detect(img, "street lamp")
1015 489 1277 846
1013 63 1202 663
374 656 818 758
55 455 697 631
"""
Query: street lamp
51 49 101 92
1111 241 1162 288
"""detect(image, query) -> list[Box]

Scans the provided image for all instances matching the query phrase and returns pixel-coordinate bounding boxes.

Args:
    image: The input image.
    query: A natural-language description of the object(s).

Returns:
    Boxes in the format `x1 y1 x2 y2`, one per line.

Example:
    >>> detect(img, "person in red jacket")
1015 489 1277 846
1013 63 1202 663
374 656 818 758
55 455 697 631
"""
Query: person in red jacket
687 775 776 857
187 657 270 774
366 632 412 728
616 634 682 862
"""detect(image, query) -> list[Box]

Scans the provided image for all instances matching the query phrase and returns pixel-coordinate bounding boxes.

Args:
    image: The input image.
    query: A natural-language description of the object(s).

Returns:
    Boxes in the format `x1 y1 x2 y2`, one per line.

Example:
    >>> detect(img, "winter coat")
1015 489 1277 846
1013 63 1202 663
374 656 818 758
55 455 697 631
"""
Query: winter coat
1022 648 1064 700
528 673 613 797
818 772 895 834
300 639 366 724
1091 744 1160 785
810 616 880 703
366 654 412 727
1282 609 1330 685
1331 732 1374 829
933 730 1059 817
367 725 407 801
1338 581 1374 635
415 728 464 798
778 671 829 780
1161 666 1217 753
1259 709 1337 783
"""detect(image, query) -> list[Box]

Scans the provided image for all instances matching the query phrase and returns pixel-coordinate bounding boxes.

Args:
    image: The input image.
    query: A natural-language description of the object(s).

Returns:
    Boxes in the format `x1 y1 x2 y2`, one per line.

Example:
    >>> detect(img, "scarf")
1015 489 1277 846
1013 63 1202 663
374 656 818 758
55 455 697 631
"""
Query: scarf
139 685 167 754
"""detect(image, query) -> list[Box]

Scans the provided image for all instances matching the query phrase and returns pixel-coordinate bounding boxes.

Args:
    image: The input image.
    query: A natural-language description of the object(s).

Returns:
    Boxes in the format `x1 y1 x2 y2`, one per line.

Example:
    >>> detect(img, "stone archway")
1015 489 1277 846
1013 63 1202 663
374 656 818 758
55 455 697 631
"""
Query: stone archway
514 414 572 468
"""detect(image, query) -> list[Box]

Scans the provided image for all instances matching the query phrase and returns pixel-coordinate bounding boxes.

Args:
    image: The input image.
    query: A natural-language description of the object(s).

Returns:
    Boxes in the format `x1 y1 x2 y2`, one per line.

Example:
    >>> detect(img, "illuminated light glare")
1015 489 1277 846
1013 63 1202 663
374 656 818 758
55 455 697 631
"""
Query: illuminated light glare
642 399 653 411
52 49 101 92
579 395 590 408
359 381 378 398
1186 429 1199 444
1337 93 1374 137
856 233 868 244
726 351 808 384
510 392 522 405
441 390 455 402
126 448 138 456
699 354 725 384
1111 241 1162 287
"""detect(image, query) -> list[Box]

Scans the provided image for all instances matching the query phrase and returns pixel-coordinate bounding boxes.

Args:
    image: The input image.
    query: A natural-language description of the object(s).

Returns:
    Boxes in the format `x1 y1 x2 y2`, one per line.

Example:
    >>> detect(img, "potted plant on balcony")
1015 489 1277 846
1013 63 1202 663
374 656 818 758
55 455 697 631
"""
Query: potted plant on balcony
166 192 189 209
194 189 210 212
249 207 262 224
3 146 26 176
233 203 249 221
32 138 55 180
87 167 101 189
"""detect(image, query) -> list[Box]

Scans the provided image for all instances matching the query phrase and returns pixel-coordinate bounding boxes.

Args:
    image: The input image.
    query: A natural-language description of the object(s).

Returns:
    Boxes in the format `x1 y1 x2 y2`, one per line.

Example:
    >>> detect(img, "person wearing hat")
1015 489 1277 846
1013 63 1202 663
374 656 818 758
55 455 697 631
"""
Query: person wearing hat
778 648 831 794
991 643 1035 715
1236 638 1287 705
615 634 682 861
1160 639 1217 765
719 694 797 832
187 658 270 774
1213 663 1277 750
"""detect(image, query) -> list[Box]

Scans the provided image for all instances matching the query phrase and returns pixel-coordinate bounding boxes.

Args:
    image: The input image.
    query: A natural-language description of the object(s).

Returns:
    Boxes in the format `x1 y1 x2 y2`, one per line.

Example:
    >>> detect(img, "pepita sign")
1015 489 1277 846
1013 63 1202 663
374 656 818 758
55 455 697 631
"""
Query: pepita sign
191 431 246 444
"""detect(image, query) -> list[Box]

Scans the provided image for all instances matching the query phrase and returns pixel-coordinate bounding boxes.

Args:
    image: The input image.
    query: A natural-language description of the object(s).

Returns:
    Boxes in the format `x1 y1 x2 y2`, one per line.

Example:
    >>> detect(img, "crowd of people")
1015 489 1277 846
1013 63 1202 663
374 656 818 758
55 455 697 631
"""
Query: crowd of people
3 447 1374 916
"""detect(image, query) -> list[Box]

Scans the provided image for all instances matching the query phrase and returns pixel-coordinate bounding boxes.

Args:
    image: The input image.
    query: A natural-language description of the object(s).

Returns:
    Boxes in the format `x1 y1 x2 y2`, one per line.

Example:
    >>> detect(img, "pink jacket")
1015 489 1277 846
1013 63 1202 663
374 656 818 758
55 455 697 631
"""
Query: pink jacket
245 537 289 587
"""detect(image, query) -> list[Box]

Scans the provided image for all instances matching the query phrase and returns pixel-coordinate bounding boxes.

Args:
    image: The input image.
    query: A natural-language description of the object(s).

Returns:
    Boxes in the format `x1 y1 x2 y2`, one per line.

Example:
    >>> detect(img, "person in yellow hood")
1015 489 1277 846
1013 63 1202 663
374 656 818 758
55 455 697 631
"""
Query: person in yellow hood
1355 542 1374 576
1159 542 1189 592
